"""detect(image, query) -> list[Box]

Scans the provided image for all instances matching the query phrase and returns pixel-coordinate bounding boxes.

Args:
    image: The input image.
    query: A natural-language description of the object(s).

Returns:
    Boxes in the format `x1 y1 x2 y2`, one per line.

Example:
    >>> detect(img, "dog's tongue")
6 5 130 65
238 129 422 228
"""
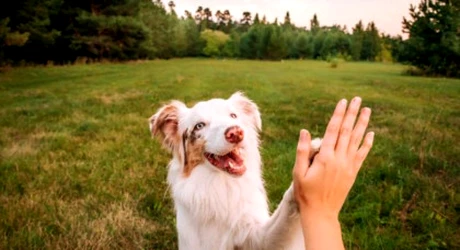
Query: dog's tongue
225 153 246 176
206 151 246 176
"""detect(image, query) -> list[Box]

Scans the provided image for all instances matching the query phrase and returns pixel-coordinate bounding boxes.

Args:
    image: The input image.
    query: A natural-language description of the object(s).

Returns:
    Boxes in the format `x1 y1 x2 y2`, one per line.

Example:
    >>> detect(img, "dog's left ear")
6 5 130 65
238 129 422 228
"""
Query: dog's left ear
229 92 262 131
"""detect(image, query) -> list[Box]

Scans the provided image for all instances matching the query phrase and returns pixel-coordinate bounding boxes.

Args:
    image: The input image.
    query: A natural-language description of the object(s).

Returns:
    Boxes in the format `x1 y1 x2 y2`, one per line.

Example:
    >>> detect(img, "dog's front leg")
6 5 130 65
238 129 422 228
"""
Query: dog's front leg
243 138 322 250
242 184 302 250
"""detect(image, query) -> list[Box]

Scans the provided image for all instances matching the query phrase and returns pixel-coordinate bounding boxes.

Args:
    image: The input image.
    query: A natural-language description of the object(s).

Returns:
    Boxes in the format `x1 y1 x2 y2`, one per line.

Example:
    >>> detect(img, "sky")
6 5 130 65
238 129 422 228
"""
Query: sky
173 0 420 37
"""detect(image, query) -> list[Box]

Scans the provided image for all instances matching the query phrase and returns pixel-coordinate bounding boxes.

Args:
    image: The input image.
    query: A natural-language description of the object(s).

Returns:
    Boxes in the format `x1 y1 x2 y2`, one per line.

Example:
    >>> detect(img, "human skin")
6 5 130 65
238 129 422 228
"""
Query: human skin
293 97 374 250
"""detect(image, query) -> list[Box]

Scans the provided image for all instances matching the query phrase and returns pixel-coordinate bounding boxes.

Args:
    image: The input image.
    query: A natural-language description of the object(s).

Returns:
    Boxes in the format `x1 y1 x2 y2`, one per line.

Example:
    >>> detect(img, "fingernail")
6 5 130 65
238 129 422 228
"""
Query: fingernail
340 99 347 105
362 107 371 114
369 132 375 139
353 96 362 104
300 129 309 141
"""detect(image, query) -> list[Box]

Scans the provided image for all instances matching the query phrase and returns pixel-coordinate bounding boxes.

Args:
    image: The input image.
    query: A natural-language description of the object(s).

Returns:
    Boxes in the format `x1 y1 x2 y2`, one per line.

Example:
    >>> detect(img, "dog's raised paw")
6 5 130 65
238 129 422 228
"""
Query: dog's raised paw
310 138 322 159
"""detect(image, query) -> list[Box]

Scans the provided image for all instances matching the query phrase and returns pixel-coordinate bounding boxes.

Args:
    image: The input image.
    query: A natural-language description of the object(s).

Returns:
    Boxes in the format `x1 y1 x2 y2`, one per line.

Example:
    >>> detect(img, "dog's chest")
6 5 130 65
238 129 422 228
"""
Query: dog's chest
169 167 268 223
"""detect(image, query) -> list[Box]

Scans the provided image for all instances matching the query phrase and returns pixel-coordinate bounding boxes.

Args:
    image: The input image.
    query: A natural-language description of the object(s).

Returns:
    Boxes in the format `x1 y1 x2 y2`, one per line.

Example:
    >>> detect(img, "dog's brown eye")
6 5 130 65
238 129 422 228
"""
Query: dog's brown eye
194 122 205 130
230 113 237 119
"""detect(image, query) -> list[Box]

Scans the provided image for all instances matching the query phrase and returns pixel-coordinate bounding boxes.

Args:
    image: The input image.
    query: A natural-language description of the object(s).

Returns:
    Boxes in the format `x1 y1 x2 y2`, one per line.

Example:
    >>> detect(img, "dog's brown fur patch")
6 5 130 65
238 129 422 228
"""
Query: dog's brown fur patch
181 128 206 177
183 138 205 177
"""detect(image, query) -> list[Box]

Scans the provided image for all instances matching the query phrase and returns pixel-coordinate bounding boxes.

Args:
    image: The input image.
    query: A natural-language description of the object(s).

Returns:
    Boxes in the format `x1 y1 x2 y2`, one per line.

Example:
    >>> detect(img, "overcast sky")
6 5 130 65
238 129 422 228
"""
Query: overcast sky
173 0 420 36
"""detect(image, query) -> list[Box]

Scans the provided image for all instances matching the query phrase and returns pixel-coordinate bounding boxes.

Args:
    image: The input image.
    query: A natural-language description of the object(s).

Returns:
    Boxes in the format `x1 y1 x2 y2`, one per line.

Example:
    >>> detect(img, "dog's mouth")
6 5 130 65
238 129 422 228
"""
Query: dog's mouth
204 148 246 176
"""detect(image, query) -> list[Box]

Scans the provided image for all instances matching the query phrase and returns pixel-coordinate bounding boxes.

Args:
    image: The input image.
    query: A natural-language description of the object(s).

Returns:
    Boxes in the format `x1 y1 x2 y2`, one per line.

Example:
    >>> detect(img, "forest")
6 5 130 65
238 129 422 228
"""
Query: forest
0 0 459 77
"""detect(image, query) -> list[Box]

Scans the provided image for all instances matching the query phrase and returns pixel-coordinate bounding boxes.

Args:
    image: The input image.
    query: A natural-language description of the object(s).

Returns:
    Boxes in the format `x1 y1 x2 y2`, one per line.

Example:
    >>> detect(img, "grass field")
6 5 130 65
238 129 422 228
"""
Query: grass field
0 59 459 249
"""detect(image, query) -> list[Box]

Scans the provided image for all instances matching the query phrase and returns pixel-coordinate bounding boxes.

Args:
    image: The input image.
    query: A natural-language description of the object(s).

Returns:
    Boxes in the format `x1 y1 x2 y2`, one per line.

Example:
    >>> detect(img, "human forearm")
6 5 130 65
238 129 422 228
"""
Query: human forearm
300 209 345 250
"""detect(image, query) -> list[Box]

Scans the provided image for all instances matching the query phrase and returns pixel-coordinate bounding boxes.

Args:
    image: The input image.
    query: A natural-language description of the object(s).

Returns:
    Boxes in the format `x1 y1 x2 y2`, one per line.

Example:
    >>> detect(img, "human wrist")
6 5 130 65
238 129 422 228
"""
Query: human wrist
299 205 340 224
299 206 344 250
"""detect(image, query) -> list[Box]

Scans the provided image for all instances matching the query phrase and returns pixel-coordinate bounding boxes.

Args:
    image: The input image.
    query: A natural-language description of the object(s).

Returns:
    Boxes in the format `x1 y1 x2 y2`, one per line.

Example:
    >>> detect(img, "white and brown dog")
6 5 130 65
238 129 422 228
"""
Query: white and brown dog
149 92 320 250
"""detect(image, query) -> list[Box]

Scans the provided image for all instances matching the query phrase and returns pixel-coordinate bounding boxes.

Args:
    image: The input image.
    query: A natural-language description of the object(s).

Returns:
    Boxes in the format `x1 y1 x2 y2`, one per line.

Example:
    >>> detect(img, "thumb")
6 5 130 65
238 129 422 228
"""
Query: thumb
293 129 312 179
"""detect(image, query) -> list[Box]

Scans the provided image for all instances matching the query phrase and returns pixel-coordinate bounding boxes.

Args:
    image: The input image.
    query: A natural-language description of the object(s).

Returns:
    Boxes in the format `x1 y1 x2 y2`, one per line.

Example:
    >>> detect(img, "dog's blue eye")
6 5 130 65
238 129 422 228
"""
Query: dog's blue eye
230 113 237 119
194 122 205 130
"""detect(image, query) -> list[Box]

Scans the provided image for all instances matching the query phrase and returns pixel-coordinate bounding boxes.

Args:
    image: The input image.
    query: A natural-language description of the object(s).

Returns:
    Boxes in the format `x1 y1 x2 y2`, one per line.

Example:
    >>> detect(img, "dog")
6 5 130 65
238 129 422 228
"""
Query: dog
149 92 321 250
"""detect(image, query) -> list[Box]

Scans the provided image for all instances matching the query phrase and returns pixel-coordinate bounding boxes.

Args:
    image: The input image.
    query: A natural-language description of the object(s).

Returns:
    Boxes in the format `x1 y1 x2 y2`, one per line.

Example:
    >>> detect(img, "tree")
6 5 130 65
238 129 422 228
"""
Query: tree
200 29 229 57
198 7 213 30
254 13 260 25
222 31 240 57
402 0 460 77
184 10 193 20
295 32 313 59
0 18 29 64
283 11 292 29
310 14 320 34
361 22 381 61
1 0 60 63
140 0 174 58
195 6 204 24
266 25 287 60
351 20 364 61
241 11 252 25
238 11 252 32
183 17 203 56
239 24 260 59
312 30 327 59
262 15 267 25
168 1 177 16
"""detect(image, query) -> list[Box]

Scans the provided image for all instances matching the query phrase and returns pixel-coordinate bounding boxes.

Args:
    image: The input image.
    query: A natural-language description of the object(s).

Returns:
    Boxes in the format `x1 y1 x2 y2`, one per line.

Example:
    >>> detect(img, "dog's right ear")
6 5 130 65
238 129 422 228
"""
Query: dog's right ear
149 101 187 152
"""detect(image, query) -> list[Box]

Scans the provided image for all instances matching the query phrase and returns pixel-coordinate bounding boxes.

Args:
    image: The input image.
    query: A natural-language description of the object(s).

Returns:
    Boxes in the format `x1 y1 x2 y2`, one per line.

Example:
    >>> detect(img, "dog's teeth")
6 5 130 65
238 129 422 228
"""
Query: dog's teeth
228 161 234 168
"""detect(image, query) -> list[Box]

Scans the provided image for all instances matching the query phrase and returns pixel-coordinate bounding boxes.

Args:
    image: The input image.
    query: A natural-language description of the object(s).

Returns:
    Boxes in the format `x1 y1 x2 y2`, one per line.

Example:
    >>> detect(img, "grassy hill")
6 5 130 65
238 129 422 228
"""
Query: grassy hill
1 59 459 249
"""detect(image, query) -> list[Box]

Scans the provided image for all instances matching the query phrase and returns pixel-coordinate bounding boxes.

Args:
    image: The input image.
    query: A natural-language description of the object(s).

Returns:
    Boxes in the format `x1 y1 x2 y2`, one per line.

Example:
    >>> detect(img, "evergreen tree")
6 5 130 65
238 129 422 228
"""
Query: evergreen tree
222 31 240 57
262 15 267 25
351 20 364 61
253 13 260 25
283 29 297 58
283 11 293 29
1 0 60 63
140 0 173 58
310 14 320 34
266 25 287 60
403 0 459 77
295 32 313 59
312 30 327 59
361 22 381 61
0 18 29 64
183 18 203 56
239 24 259 59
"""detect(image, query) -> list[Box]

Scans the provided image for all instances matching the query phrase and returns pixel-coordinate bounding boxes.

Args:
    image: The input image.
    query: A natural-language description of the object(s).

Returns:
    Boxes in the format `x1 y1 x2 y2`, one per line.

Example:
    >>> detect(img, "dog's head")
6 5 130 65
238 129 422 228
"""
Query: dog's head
149 92 261 177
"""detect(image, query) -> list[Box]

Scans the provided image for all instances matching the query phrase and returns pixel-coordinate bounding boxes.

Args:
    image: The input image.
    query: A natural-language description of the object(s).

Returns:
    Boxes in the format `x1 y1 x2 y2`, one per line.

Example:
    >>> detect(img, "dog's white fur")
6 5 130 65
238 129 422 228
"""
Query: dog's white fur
149 92 320 250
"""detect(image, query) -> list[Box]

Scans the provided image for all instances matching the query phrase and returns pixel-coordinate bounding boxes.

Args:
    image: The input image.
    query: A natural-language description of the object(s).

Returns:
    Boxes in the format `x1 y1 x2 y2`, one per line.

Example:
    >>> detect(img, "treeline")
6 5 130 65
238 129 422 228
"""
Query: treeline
0 0 458 77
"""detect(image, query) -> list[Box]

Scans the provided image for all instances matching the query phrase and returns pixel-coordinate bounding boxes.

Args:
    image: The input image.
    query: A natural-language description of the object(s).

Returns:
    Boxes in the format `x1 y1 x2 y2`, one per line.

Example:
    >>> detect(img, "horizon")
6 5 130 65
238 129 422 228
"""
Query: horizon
173 0 421 37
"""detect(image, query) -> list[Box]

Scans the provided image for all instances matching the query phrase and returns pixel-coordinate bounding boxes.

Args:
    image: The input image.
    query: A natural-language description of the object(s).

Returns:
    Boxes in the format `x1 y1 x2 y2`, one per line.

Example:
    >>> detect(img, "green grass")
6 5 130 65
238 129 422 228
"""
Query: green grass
0 59 459 249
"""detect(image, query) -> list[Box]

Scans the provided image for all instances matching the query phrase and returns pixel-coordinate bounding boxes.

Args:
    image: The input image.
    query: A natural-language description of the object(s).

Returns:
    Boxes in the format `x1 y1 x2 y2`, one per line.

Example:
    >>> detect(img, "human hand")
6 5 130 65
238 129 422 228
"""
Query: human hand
293 97 374 219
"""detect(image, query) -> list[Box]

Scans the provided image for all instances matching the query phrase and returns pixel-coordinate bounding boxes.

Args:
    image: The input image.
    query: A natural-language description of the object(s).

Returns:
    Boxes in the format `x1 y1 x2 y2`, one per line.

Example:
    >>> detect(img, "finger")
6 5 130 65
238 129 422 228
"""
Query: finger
336 97 362 154
348 107 372 154
354 132 374 171
321 99 347 153
293 129 312 179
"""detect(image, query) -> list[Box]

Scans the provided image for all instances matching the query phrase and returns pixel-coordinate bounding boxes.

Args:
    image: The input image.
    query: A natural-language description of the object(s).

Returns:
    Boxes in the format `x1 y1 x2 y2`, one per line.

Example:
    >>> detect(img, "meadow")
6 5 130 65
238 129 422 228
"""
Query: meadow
0 59 459 249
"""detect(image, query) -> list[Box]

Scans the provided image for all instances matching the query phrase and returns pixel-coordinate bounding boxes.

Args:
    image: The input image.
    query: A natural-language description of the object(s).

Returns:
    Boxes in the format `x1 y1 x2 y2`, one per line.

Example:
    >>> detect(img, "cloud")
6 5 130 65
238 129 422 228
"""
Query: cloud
172 0 420 36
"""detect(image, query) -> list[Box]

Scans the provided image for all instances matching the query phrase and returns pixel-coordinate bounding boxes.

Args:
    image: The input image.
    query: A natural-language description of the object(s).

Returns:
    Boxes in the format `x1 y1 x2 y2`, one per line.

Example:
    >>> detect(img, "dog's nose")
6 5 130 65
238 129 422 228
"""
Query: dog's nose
225 126 244 144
